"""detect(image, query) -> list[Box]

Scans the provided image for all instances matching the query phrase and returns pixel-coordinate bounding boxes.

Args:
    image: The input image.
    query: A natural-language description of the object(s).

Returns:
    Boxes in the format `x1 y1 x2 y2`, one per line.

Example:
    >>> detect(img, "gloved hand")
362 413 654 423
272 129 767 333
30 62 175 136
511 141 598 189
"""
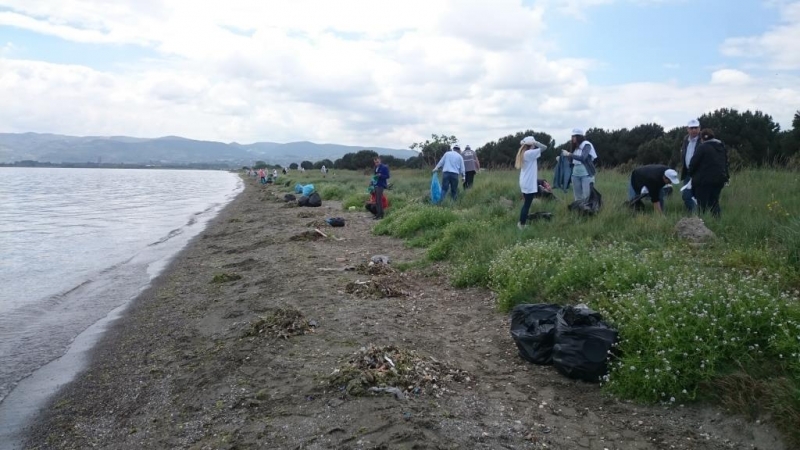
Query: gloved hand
432 169 437 173
561 149 570 156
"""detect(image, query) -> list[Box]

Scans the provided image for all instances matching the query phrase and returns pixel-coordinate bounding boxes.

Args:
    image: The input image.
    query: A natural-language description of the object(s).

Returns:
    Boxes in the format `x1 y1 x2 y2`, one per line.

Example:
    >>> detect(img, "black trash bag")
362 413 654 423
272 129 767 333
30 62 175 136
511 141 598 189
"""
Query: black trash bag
553 305 618 382
326 217 345 227
510 304 561 365
624 193 648 211
568 185 603 216
297 195 310 207
528 211 553 222
284 194 297 202
307 192 322 207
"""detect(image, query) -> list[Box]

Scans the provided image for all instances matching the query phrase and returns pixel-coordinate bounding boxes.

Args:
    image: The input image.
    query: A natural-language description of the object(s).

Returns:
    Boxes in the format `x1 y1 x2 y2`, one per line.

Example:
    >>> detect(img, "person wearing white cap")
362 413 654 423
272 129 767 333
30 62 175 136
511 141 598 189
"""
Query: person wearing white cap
562 128 598 201
628 164 681 214
432 144 466 203
678 118 701 213
515 136 547 229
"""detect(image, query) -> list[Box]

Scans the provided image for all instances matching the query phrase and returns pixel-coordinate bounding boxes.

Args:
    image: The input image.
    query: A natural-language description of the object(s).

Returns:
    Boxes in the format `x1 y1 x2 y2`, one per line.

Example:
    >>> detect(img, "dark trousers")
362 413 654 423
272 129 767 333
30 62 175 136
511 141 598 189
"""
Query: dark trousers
519 193 535 225
681 179 695 213
694 184 723 218
374 186 385 218
442 172 459 201
463 170 476 189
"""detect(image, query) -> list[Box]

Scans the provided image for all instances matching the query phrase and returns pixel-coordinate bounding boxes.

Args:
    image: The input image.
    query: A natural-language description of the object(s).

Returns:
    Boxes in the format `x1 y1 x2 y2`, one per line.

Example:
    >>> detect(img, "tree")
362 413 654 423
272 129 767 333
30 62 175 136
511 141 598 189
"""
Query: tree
410 134 458 167
289 163 299 170
698 108 780 166
253 160 268 169
378 155 405 168
476 130 554 168
300 160 313 170
313 159 334 170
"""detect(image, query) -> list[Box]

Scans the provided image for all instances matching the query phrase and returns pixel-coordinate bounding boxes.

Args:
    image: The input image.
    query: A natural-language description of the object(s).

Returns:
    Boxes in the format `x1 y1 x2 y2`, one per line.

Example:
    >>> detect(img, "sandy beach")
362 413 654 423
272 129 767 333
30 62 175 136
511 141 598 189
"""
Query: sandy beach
23 177 786 450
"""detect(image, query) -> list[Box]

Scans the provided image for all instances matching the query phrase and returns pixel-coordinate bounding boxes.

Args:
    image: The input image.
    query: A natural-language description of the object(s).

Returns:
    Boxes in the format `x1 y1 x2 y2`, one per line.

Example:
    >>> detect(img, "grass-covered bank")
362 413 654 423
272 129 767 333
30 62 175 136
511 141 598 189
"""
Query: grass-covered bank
283 166 800 444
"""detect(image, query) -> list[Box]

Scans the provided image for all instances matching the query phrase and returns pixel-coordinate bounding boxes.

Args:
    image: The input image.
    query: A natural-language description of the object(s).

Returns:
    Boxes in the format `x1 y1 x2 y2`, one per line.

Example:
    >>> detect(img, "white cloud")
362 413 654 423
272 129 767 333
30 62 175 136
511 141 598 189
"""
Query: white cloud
722 1 800 70
0 0 797 150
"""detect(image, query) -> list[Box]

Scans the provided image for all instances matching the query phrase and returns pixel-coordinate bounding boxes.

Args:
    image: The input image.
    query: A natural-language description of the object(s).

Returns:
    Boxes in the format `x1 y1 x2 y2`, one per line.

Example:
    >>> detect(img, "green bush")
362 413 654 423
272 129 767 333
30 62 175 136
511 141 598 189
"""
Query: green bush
427 220 491 261
342 193 369 211
373 204 458 239
319 184 347 200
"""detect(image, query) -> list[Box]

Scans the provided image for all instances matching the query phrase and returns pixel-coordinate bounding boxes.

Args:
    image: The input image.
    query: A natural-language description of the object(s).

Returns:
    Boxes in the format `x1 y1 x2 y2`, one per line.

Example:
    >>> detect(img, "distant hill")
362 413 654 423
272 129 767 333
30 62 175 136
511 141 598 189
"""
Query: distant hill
0 133 417 166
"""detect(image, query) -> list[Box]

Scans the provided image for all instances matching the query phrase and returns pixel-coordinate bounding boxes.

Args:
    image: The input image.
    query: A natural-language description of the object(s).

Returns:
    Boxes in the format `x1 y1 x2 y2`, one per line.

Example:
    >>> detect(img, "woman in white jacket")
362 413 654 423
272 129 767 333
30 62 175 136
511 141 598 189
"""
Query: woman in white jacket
515 136 547 229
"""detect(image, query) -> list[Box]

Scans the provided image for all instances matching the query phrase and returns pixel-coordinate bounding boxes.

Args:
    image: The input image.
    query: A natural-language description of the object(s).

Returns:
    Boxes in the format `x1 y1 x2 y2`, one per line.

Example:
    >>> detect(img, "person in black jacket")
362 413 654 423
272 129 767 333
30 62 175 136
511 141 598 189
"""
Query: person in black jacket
628 164 680 214
689 129 729 218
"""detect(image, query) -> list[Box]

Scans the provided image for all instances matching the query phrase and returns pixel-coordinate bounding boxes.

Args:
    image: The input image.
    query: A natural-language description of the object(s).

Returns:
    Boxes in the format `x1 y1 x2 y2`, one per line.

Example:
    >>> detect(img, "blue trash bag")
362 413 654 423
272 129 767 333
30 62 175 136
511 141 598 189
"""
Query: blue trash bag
294 183 304 194
302 184 315 196
430 174 442 204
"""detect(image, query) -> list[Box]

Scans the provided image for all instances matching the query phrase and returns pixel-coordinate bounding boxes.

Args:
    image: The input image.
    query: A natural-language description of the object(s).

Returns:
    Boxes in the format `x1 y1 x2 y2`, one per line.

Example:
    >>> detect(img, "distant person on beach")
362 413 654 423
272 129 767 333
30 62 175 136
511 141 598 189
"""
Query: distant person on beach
561 128 597 201
689 128 729 218
516 136 546 229
432 144 465 202
258 169 266 184
461 145 480 189
273 169 278 179
372 156 390 220
628 164 680 214
678 118 701 213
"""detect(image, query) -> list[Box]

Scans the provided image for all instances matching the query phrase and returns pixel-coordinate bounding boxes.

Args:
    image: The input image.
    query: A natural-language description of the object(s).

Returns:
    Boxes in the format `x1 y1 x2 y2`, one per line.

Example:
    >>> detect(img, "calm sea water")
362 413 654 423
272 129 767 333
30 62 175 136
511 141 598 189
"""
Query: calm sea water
0 167 242 446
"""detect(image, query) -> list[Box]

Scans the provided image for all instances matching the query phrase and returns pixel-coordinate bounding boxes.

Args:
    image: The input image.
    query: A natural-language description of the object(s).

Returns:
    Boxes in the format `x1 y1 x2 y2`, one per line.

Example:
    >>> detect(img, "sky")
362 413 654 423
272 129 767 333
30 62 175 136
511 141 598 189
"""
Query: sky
0 0 798 149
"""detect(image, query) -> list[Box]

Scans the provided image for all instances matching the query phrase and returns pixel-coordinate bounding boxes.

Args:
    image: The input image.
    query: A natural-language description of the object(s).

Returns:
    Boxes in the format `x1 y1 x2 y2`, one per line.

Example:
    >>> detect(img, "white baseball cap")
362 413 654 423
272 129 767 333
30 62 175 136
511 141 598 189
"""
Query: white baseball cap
571 128 585 136
687 119 700 128
520 136 539 146
664 169 680 185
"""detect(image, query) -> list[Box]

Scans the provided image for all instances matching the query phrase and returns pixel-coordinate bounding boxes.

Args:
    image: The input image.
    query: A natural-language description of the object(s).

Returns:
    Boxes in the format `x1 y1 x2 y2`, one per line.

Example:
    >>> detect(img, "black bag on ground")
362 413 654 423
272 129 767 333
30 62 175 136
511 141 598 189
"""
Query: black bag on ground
284 194 297 202
326 217 345 227
568 185 603 216
552 305 618 382
510 304 561 365
528 211 553 222
307 192 322 207
297 195 310 207
624 193 647 211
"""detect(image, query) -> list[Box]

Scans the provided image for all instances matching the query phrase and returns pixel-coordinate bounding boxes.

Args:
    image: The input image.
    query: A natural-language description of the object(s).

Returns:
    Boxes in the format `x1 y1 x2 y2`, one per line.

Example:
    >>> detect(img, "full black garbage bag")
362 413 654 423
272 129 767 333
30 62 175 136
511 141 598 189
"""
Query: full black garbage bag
568 185 603 216
297 195 310 207
284 194 297 202
553 305 618 382
307 192 322 207
510 304 561 365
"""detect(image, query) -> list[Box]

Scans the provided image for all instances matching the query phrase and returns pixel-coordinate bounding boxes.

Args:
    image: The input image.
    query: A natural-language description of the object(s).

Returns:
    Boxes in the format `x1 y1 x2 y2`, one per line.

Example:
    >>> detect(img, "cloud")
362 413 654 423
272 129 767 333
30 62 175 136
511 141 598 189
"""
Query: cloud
722 1 800 69
0 0 797 149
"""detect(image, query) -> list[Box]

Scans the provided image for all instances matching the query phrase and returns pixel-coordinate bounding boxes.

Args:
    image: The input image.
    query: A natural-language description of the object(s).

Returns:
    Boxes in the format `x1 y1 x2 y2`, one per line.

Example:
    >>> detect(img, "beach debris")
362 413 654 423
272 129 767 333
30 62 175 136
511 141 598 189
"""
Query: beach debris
290 230 326 241
344 278 405 298
328 344 471 397
243 307 312 339
284 194 297 202
211 272 242 284
356 262 395 276
371 255 390 264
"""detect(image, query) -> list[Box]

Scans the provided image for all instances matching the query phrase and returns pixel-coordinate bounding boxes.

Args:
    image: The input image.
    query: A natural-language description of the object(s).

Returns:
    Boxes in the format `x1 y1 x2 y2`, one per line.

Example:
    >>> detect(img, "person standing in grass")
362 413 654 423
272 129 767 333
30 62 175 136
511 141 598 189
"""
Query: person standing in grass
628 164 681 214
461 145 480 189
516 136 547 229
372 156 390 220
562 128 597 201
432 144 466 203
689 129 729 218
678 118 701 213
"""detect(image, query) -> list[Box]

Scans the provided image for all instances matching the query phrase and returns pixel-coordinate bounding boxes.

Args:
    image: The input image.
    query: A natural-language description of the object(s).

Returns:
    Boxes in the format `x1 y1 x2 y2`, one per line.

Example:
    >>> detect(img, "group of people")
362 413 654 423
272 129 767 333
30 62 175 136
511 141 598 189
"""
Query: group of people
428 119 728 229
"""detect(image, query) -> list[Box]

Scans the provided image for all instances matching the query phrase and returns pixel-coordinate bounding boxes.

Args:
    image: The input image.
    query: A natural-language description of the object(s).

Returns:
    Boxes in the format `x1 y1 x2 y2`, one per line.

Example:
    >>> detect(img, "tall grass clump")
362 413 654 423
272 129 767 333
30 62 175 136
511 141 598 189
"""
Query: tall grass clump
427 220 492 261
373 204 458 239
318 183 347 200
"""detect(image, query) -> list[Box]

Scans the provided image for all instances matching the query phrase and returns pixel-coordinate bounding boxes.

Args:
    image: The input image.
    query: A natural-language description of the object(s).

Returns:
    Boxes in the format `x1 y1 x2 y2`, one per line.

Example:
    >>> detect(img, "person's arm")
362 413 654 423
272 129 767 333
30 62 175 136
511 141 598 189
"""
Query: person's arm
568 144 593 164
653 201 663 214
459 156 466 178
433 156 444 172
475 155 480 171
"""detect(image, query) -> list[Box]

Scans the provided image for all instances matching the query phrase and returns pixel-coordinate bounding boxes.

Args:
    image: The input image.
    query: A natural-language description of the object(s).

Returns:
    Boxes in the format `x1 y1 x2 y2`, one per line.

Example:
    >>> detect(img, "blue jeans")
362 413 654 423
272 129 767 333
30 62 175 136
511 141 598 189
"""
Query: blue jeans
519 193 535 225
441 172 459 202
572 175 594 201
628 182 668 209
681 179 696 213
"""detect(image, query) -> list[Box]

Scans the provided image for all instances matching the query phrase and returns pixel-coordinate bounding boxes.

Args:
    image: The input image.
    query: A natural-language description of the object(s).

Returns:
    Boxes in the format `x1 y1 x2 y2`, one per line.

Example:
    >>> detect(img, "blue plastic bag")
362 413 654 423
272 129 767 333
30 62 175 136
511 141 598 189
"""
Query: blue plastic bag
294 183 304 194
302 184 315 196
430 174 442 204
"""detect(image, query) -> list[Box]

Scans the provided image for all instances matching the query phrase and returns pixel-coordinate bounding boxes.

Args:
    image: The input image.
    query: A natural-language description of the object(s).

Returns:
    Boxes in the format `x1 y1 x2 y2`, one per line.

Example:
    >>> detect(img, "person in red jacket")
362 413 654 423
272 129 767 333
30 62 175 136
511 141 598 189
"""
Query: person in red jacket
365 189 389 216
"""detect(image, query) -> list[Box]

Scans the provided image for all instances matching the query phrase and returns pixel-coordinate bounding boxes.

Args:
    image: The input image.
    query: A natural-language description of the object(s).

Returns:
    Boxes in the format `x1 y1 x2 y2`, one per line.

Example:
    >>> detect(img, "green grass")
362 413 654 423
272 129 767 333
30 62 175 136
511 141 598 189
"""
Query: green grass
267 166 800 445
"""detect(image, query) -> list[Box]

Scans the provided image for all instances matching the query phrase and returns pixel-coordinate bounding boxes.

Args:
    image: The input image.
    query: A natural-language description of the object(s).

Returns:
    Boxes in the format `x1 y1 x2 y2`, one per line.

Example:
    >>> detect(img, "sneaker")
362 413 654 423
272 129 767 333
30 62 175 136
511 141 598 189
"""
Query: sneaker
517 222 525 230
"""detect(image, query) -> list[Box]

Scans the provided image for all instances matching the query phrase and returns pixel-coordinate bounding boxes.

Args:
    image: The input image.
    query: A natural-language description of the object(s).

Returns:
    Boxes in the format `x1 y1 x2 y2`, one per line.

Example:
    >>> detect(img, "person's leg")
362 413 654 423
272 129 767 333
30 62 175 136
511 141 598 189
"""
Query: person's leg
572 176 584 201
682 182 695 214
659 186 668 212
694 186 710 214
709 184 723 218
451 174 459 201
519 193 535 225
628 181 636 201
580 176 592 201
374 186 385 218
464 171 475 189
440 173 450 202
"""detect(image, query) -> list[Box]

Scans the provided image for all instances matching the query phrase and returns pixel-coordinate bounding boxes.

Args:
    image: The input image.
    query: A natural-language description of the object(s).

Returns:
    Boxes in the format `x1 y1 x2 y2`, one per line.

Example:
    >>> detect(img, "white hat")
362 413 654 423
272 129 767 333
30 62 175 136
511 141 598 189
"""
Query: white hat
520 136 538 146
664 169 680 185
687 119 700 128
452 144 460 150
571 128 585 136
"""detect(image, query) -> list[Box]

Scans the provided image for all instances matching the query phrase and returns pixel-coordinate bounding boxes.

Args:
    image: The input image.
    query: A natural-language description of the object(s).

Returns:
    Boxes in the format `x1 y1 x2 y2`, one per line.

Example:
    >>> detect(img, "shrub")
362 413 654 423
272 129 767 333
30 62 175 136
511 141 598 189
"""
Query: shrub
319 184 346 200
373 204 458 239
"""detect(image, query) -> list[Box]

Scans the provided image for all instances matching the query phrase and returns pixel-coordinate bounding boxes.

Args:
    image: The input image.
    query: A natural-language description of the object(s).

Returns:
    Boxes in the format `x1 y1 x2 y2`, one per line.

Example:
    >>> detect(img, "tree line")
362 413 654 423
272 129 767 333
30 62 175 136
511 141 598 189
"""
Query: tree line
251 108 799 171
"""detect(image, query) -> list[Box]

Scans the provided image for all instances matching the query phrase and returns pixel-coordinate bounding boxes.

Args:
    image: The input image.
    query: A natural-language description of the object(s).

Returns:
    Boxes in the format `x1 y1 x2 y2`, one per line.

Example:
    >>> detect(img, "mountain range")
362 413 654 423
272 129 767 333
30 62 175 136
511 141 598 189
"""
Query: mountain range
0 132 417 167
